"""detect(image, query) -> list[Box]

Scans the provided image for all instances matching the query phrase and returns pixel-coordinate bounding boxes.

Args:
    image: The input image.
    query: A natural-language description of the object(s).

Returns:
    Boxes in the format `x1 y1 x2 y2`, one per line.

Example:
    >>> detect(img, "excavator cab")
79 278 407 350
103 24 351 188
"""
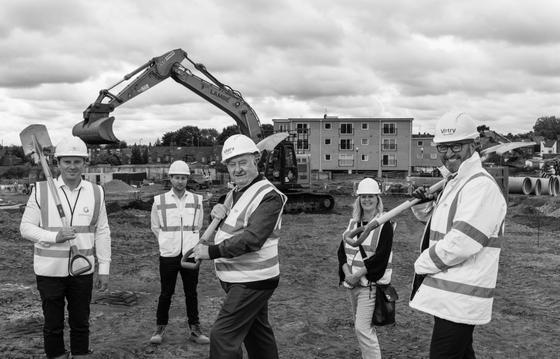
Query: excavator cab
260 140 299 189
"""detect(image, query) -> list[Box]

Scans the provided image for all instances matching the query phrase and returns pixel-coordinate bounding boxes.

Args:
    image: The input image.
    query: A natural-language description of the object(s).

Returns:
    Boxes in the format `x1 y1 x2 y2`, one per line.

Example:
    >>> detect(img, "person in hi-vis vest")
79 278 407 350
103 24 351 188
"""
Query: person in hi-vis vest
20 136 111 359
410 112 507 359
149 160 210 345
337 178 394 359
192 134 287 359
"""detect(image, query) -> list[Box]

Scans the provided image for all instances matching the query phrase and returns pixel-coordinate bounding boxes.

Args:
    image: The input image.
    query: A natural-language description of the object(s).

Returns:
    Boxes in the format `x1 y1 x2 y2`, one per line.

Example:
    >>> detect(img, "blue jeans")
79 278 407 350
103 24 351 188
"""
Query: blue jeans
36 274 93 357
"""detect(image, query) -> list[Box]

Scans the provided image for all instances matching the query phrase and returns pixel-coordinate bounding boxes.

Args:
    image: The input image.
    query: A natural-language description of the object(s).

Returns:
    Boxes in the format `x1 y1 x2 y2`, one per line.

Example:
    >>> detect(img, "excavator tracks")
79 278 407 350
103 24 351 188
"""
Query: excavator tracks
283 191 335 214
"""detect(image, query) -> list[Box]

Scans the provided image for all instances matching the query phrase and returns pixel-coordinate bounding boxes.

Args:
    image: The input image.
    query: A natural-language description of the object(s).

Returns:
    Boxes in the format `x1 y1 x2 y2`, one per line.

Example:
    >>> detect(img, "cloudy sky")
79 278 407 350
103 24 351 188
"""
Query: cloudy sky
1 0 559 146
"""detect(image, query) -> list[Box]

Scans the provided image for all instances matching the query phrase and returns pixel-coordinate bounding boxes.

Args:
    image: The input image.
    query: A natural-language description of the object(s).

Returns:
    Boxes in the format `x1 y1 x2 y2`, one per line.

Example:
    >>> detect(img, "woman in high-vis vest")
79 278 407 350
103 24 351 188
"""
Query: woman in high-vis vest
337 178 394 359
191 134 287 359
20 137 111 359
410 112 507 359
149 160 209 345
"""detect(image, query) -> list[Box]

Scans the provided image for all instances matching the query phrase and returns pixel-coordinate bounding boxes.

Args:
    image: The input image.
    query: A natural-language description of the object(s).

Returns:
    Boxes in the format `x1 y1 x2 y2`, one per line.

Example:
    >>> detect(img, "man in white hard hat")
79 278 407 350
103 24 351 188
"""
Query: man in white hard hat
192 134 287 359
149 160 209 345
409 112 507 359
20 136 111 359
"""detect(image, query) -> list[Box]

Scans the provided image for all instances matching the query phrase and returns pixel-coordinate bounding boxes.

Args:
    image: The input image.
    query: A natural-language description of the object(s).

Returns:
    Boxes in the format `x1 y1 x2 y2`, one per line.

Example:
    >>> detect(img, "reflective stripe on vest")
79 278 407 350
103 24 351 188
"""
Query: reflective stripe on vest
38 181 101 233
157 193 200 232
214 179 286 283
344 220 393 285
34 181 101 276
428 172 503 276
421 171 504 299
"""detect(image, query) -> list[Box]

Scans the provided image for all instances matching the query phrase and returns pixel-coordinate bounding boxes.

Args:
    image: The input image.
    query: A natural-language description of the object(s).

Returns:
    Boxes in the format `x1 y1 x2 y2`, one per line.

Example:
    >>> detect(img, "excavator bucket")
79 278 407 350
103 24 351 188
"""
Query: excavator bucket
72 116 119 144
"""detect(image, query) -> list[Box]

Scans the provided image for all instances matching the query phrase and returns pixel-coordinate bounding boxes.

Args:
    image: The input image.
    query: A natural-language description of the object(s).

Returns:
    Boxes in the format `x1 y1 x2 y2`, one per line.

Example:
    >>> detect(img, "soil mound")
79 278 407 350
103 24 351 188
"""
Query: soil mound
103 179 137 193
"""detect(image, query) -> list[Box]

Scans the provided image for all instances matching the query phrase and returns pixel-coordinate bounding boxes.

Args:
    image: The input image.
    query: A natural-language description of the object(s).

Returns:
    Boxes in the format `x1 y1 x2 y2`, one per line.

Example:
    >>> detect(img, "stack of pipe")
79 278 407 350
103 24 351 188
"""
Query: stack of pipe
508 177 531 195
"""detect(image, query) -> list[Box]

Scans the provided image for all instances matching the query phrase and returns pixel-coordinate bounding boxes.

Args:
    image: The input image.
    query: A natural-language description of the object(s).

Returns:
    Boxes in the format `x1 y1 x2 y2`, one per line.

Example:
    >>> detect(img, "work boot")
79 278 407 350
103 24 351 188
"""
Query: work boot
189 323 210 344
149 325 166 344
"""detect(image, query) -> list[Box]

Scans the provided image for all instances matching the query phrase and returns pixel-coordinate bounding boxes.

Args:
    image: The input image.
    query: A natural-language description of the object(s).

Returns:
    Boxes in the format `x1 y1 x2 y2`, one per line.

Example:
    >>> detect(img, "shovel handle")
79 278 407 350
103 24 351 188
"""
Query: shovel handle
180 217 223 269
343 179 446 247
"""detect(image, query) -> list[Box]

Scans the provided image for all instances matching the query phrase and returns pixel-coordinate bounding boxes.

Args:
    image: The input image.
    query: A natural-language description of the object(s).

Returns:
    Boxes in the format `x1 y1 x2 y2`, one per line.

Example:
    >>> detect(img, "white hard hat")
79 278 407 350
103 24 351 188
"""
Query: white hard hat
433 112 479 144
168 160 190 175
356 178 381 195
221 134 259 163
55 137 89 158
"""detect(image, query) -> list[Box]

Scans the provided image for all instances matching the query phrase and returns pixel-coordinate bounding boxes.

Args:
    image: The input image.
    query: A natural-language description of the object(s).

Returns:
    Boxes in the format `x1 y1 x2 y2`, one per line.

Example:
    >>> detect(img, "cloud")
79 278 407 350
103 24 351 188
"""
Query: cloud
1 0 559 146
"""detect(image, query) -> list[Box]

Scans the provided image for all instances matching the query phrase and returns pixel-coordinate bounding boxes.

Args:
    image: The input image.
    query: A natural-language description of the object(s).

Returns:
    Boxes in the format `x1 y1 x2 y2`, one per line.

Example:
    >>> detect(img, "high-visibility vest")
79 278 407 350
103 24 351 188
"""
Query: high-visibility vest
34 181 101 276
214 179 287 283
344 219 393 286
154 191 202 257
410 164 506 325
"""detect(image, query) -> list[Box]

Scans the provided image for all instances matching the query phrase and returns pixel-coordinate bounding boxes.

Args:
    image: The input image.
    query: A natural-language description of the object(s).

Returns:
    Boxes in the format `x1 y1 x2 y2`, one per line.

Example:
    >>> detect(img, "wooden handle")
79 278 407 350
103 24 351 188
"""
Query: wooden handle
343 179 446 247
180 217 223 269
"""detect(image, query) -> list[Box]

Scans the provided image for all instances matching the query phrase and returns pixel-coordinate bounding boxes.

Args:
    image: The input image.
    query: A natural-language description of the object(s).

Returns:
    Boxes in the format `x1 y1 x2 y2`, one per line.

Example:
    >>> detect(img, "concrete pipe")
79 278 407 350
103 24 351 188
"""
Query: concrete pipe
552 176 560 196
528 177 541 196
538 178 550 195
508 177 531 195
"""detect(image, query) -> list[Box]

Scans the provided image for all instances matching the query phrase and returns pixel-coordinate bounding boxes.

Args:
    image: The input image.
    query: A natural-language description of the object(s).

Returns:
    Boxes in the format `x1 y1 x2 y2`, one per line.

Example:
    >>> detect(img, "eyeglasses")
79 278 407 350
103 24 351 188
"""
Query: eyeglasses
436 143 466 153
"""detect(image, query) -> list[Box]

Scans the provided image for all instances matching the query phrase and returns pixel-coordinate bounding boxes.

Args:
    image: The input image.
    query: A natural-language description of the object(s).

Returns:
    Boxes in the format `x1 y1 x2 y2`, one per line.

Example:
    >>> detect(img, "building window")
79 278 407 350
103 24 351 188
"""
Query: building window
340 123 353 134
324 123 331 130
382 154 397 166
416 153 423 159
361 154 368 161
325 154 331 161
325 138 331 145
362 123 368 130
430 153 438 159
383 123 396 135
361 138 369 145
382 138 397 150
417 141 423 146
338 154 354 167
296 123 308 134
339 139 353 150
297 139 309 150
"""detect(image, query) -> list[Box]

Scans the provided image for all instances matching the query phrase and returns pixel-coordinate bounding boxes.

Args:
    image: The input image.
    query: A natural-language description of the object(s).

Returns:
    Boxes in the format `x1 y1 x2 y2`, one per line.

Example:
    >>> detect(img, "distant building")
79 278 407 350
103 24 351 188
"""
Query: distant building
411 133 439 173
272 116 413 176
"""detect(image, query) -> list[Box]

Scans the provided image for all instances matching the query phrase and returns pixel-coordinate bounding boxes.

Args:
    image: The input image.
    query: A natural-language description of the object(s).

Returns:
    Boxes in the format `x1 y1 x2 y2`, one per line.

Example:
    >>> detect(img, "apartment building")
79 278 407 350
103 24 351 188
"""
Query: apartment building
272 116 413 175
411 133 440 174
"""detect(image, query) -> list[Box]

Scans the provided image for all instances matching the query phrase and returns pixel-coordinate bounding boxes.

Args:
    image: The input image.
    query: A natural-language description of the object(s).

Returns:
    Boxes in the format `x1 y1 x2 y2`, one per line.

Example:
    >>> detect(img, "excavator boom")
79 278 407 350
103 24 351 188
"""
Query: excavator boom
74 48 334 213
73 49 262 143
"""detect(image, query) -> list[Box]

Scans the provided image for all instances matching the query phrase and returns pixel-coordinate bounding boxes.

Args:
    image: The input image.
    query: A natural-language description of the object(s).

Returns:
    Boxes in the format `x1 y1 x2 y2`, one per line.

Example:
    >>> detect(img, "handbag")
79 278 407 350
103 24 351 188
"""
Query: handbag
372 284 398 326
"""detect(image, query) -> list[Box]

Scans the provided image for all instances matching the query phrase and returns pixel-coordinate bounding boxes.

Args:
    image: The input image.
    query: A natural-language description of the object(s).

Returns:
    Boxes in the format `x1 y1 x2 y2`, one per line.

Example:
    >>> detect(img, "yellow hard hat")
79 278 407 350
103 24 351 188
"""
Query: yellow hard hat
55 137 89 158
221 134 259 163
433 112 479 144
168 160 190 175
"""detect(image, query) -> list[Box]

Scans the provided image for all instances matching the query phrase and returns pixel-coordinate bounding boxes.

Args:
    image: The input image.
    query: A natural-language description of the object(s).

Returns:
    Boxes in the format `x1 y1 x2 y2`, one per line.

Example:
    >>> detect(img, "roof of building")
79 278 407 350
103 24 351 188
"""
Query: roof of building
273 117 413 123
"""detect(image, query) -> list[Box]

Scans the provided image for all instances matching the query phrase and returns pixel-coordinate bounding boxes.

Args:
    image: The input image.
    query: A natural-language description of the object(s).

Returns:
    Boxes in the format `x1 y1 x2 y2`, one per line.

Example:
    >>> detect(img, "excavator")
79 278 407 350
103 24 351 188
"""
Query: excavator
72 48 334 213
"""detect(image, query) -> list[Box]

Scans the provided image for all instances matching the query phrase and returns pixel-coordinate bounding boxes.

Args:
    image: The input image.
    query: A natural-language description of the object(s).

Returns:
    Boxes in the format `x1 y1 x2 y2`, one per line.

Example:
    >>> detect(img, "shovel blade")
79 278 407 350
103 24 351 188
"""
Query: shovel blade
19 124 53 162
72 116 119 144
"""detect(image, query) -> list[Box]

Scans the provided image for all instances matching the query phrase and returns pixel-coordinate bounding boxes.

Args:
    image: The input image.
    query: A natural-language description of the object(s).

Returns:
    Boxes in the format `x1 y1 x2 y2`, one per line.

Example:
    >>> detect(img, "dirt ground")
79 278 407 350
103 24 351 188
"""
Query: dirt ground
1 183 559 359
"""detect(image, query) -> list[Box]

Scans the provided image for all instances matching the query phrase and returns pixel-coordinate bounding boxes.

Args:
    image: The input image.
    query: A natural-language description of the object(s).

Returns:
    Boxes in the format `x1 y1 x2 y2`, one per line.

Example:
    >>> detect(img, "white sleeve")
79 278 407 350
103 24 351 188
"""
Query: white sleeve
94 194 111 275
20 187 58 244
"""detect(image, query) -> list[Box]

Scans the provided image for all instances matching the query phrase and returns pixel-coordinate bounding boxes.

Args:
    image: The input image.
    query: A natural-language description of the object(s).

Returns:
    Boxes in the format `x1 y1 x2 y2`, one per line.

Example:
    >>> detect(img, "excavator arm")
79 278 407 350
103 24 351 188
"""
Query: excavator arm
73 49 262 144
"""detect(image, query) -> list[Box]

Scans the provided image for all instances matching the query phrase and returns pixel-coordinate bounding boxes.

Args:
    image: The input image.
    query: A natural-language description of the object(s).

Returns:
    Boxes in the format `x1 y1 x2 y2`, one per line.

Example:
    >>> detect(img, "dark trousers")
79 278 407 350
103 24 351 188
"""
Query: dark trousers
156 255 200 326
209 282 278 359
430 316 476 359
36 274 93 358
